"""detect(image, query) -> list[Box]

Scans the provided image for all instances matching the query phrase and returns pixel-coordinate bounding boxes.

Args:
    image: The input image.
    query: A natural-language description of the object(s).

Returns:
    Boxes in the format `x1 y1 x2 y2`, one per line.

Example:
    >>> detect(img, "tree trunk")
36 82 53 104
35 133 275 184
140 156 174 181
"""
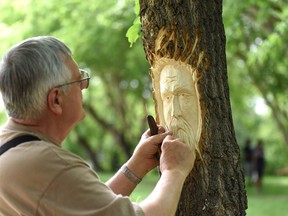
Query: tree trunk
140 0 247 215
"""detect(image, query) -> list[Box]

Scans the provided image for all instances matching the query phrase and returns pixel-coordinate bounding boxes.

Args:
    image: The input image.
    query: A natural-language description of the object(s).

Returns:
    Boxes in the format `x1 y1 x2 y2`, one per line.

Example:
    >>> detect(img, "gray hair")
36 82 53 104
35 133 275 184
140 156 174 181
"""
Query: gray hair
0 36 72 119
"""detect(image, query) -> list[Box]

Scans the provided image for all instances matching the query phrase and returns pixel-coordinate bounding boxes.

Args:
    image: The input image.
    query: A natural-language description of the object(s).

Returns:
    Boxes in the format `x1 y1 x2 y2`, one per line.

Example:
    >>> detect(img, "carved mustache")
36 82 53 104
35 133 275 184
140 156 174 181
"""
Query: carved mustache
168 117 197 146
168 117 192 132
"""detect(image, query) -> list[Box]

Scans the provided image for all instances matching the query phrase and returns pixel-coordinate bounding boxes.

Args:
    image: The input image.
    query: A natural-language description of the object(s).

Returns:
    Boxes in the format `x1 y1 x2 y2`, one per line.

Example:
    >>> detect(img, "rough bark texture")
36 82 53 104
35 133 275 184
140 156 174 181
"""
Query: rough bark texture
140 0 247 215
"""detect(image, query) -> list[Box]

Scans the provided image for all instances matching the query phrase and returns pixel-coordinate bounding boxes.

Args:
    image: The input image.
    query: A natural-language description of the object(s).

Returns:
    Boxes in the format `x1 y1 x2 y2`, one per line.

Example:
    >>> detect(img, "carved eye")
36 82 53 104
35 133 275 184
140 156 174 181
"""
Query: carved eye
178 93 187 97
179 92 192 98
162 93 173 102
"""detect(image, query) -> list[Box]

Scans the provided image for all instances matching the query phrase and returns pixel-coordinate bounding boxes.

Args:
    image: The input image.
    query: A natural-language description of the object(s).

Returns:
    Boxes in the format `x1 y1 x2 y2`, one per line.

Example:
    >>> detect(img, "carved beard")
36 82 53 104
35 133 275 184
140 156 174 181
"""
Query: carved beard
168 117 197 150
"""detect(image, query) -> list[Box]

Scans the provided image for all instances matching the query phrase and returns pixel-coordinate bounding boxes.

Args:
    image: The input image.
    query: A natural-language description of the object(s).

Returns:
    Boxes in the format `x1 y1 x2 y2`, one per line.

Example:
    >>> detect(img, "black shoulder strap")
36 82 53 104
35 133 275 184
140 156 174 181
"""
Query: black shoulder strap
0 135 41 156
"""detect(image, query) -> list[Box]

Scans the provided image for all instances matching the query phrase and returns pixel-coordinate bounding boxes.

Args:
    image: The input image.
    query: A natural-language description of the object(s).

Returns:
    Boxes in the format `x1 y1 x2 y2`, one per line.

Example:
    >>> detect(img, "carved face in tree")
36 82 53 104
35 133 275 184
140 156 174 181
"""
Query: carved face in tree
152 60 201 152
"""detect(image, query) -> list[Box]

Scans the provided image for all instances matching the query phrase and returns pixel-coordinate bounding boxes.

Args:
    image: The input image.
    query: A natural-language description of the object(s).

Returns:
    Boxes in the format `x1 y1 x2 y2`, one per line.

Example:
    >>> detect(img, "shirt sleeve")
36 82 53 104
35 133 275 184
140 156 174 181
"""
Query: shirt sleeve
36 163 145 216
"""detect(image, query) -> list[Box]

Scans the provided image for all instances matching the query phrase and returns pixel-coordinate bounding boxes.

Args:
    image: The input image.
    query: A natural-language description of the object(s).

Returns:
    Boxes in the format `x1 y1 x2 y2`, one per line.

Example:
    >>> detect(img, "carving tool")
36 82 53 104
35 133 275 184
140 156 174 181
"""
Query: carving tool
146 115 161 160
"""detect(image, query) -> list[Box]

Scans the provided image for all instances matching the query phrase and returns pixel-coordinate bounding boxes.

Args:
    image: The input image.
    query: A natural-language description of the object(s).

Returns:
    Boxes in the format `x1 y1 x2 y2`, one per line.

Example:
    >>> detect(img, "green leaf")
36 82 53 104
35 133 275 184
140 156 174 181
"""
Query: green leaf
126 17 141 47
134 0 140 15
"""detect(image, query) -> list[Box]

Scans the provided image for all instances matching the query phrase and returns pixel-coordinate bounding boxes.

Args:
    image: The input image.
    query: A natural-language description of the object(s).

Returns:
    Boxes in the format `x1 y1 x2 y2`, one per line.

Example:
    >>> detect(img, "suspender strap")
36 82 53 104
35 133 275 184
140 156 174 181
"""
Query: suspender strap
0 135 41 155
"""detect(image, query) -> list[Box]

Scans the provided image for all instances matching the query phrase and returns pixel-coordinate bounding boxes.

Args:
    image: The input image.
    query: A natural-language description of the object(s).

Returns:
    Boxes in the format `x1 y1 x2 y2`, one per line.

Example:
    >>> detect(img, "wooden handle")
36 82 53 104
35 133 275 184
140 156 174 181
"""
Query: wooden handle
147 115 158 135
146 115 161 161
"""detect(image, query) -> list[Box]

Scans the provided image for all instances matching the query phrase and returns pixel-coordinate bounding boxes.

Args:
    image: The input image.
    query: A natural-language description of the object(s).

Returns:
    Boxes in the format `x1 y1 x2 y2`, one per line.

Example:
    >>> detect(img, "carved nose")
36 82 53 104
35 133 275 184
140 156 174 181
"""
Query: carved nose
172 96 181 117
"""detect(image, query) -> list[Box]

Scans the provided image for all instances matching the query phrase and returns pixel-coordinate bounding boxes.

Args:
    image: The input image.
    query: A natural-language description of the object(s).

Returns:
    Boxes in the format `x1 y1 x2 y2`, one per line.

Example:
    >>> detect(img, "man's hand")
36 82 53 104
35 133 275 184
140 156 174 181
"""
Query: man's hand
127 127 172 179
106 127 172 196
139 134 196 216
160 135 196 178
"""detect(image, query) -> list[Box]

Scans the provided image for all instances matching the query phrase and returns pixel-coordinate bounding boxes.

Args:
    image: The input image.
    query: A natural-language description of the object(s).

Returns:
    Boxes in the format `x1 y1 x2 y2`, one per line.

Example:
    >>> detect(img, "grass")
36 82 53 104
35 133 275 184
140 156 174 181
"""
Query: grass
245 176 288 216
99 172 288 215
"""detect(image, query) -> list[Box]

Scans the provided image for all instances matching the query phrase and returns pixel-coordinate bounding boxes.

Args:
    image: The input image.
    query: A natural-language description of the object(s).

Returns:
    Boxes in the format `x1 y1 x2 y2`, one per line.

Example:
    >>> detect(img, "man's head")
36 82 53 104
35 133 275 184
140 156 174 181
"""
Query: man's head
0 36 74 120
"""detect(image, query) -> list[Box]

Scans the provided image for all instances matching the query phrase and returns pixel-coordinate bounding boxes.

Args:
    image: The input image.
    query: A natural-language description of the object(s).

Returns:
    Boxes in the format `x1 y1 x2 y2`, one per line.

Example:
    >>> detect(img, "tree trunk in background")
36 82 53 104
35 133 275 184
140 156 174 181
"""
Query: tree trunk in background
140 0 247 215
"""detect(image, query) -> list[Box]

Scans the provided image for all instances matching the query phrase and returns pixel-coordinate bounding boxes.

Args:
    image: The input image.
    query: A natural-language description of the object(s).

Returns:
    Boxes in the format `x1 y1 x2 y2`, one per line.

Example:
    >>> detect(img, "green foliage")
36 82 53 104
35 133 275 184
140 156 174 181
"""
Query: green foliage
126 0 141 47
0 112 7 125
126 16 141 47
0 0 287 172
223 0 288 173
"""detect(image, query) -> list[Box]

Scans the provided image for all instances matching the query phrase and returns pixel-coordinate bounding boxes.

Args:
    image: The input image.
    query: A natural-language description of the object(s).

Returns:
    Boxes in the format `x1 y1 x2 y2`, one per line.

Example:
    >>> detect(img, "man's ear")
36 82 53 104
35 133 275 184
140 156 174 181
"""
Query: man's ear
47 88 63 115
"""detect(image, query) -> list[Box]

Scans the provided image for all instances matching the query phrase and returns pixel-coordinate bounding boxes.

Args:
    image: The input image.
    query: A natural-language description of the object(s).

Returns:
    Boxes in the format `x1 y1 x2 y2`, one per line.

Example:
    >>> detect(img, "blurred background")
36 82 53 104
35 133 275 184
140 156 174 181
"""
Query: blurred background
0 0 287 215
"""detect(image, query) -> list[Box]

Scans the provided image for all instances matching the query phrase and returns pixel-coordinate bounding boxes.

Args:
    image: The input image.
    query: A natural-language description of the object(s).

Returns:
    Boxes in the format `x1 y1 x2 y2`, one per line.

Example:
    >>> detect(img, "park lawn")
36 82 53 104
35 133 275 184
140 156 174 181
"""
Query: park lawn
246 176 288 216
99 172 288 215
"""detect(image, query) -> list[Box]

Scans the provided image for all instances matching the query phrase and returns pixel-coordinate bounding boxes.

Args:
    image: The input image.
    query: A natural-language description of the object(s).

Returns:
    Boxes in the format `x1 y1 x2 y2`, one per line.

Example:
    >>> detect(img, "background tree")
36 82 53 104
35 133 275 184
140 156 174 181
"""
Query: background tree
224 0 288 145
139 0 247 215
223 0 288 174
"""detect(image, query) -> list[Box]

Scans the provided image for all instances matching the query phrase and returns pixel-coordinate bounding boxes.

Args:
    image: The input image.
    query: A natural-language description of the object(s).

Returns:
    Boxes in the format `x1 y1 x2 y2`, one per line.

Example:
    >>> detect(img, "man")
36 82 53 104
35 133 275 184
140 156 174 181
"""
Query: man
243 138 253 182
252 139 265 191
0 36 195 215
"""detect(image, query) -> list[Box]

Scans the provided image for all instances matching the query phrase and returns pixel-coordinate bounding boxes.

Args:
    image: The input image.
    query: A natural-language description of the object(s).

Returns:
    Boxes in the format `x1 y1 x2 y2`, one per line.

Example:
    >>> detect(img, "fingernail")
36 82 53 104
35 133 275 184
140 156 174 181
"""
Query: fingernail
166 130 173 135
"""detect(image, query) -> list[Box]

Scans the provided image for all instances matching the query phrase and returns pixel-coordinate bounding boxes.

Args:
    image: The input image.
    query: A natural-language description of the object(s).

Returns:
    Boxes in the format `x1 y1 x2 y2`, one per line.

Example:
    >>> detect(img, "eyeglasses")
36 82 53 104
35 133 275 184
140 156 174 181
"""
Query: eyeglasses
55 69 90 90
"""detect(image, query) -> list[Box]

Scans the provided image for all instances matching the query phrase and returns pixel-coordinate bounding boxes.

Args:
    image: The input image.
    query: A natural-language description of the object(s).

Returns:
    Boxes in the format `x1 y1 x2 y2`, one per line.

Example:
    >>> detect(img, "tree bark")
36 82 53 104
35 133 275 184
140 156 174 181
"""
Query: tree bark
140 0 247 215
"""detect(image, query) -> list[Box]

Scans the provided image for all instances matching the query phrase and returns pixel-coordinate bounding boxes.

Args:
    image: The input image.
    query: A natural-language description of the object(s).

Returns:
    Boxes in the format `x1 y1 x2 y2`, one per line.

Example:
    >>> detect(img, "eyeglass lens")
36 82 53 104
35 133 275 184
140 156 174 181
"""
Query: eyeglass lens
80 70 90 89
